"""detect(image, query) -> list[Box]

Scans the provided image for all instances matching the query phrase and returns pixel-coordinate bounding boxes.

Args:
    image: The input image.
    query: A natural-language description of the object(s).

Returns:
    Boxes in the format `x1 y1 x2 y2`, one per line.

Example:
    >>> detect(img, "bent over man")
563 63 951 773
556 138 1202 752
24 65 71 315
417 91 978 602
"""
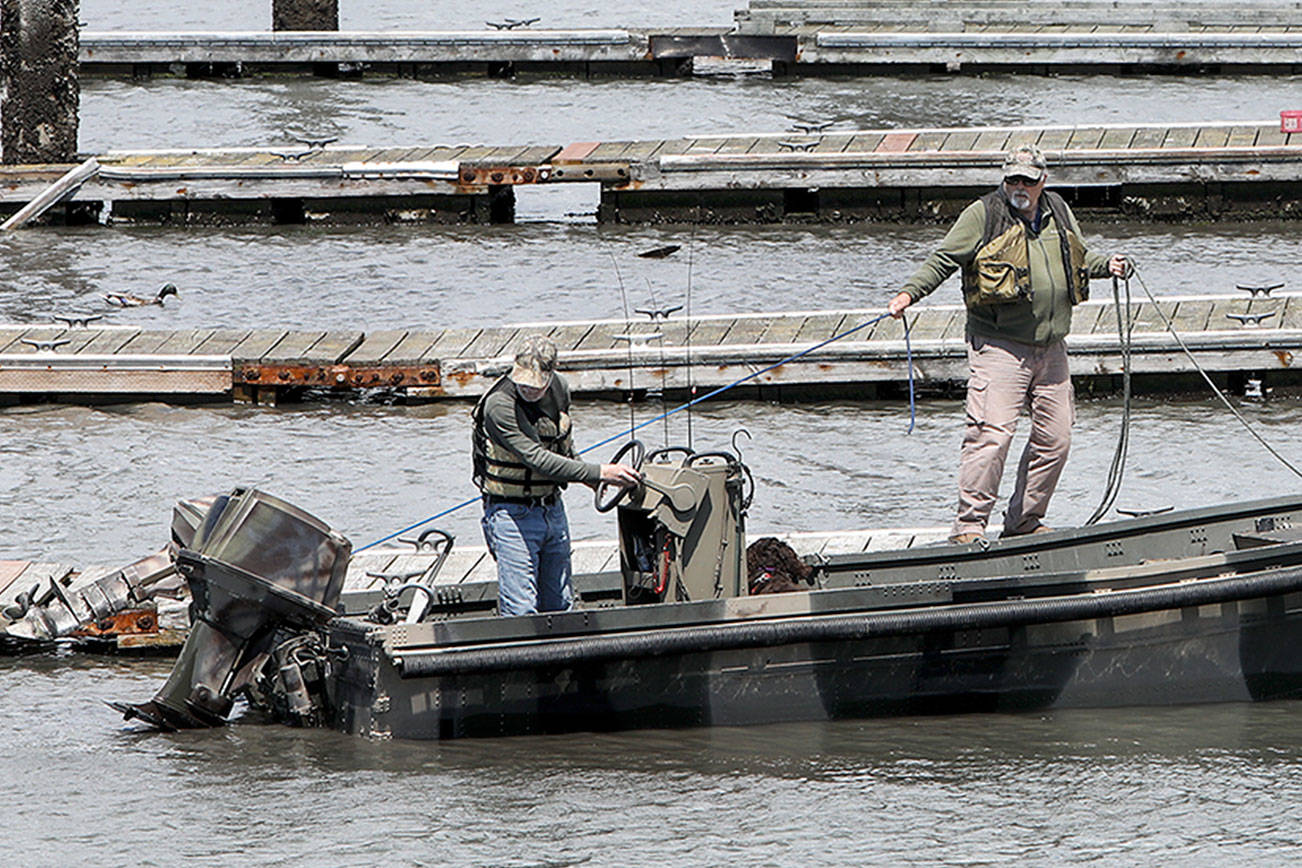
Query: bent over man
472 335 641 615
889 145 1127 544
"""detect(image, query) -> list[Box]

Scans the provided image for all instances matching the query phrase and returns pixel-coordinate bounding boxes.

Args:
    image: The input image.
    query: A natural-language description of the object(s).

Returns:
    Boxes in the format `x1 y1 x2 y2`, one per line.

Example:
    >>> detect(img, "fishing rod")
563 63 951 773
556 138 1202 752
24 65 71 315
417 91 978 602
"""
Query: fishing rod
1128 262 1302 480
604 238 638 440
356 309 905 551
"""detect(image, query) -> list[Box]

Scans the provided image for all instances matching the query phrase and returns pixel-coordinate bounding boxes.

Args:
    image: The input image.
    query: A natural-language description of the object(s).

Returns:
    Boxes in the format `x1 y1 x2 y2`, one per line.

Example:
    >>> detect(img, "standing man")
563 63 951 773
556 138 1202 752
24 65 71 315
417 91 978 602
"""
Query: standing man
472 335 642 615
889 145 1127 544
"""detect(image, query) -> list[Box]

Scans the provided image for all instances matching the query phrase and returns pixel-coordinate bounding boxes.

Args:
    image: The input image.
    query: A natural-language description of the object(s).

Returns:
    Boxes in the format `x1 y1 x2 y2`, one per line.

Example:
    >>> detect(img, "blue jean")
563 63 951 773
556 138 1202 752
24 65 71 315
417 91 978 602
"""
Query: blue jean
481 498 573 616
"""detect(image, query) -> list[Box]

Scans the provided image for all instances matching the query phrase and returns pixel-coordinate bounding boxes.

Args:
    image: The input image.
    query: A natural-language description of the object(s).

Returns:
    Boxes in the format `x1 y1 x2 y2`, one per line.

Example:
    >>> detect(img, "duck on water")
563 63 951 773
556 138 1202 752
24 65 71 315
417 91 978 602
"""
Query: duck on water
41 431 1293 740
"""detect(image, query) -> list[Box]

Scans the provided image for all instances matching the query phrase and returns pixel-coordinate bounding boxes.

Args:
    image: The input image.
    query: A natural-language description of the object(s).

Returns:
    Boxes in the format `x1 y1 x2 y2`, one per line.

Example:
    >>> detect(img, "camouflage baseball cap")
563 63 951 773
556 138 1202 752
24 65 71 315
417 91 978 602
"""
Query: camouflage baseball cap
509 334 557 390
1002 144 1047 181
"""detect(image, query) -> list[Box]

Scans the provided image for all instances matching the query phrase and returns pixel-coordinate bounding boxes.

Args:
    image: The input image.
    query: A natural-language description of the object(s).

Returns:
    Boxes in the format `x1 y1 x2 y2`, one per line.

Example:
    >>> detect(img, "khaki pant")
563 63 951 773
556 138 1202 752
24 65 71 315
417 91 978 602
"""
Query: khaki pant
952 335 1073 538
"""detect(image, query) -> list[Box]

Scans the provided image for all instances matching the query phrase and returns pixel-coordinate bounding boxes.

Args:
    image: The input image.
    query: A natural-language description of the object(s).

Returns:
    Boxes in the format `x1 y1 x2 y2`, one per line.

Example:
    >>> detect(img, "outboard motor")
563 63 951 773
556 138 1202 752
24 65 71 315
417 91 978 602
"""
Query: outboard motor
603 443 749 604
111 488 349 730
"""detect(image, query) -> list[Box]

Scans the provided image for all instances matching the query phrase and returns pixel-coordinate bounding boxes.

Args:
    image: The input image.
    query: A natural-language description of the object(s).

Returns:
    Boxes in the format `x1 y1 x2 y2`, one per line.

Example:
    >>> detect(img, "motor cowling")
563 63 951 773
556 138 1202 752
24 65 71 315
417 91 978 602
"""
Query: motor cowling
111 488 349 730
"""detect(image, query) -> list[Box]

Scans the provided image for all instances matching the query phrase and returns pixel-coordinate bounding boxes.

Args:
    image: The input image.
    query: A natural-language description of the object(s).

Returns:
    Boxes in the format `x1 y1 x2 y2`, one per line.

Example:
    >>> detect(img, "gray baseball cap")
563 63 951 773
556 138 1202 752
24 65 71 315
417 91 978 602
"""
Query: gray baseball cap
509 334 557 390
1002 145 1047 181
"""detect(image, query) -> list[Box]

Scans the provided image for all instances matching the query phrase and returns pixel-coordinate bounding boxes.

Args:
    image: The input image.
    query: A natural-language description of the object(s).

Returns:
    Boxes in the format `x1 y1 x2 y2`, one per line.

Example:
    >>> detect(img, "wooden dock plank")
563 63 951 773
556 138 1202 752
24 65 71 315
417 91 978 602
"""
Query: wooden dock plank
460 326 519 360
382 330 443 365
575 321 627 351
1162 127 1199 148
972 129 1012 152
1068 304 1103 336
1193 127 1231 149
1256 126 1288 147
1128 127 1168 149
423 327 483 360
1226 125 1260 147
118 329 190 354
59 328 107 354
1035 128 1072 150
792 312 847 344
301 331 364 364
908 131 948 152
1098 127 1136 149
586 141 633 161
230 329 291 362
721 317 769 345
812 134 855 153
1277 297 1302 330
1206 299 1246 330
905 308 955 341
715 136 761 155
620 140 667 160
0 326 29 353
1169 300 1213 333
546 322 595 352
845 133 885 152
1005 128 1040 148
193 328 253 356
153 328 218 355
346 329 408 366
261 331 328 363
875 132 916 152
688 319 734 346
759 315 809 344
940 131 980 151
1066 127 1106 150
79 328 141 354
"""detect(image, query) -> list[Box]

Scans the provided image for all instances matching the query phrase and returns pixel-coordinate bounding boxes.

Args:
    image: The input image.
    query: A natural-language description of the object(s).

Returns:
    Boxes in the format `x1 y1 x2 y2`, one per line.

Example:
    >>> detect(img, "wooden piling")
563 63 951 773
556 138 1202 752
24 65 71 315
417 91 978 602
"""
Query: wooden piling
0 0 79 164
272 0 338 32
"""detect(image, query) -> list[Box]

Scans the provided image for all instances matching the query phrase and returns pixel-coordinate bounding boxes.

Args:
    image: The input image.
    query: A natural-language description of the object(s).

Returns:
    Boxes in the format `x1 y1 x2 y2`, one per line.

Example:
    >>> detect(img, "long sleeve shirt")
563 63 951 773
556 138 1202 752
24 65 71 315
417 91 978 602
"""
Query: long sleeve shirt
900 194 1110 346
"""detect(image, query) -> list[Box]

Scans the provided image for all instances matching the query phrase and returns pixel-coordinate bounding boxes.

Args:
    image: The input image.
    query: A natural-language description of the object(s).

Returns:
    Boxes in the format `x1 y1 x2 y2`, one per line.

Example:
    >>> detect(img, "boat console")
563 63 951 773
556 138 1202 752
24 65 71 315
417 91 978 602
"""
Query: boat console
600 441 750 605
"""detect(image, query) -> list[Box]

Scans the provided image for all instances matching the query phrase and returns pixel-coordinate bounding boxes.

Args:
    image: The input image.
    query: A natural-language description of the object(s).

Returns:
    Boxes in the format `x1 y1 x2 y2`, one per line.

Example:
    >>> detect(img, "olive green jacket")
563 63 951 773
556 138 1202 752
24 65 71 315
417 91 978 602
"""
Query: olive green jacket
900 193 1110 346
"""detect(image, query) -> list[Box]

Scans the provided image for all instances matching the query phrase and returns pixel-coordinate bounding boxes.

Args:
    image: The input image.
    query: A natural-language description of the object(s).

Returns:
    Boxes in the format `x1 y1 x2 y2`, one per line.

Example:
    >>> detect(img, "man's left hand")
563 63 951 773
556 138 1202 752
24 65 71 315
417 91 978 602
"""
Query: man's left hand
1107 255 1130 278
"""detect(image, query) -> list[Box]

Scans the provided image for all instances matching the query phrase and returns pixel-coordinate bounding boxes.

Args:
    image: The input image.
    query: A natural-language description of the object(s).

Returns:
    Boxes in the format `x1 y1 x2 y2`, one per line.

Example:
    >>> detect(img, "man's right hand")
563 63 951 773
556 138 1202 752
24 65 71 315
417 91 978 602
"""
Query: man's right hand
600 463 642 487
888 291 913 318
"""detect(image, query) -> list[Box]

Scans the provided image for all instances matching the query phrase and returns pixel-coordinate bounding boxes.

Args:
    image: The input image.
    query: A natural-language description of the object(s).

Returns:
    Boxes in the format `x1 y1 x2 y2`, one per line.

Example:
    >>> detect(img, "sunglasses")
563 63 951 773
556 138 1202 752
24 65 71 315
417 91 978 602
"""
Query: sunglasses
1004 175 1043 187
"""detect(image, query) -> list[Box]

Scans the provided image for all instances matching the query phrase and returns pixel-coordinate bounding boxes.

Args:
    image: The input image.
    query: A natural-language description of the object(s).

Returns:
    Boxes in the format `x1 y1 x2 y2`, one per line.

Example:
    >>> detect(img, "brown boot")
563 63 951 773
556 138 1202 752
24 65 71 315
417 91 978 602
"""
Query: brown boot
948 532 985 545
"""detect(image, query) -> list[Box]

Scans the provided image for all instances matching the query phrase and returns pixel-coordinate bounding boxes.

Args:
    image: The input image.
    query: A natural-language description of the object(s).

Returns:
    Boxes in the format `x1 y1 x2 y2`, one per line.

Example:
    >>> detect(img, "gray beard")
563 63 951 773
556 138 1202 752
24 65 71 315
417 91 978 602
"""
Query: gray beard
1008 189 1032 211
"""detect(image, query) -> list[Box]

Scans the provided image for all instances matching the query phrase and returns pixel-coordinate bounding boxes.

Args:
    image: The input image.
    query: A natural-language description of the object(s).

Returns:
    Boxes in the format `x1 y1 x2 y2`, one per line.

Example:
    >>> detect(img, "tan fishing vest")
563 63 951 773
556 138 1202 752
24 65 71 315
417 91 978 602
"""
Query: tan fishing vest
472 376 574 498
961 189 1090 308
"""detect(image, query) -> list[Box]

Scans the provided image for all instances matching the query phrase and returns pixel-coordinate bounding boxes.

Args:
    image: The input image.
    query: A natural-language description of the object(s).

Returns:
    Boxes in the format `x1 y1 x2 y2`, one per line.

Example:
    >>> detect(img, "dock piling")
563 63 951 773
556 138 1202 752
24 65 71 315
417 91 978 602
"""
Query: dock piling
271 0 337 32
1 0 79 164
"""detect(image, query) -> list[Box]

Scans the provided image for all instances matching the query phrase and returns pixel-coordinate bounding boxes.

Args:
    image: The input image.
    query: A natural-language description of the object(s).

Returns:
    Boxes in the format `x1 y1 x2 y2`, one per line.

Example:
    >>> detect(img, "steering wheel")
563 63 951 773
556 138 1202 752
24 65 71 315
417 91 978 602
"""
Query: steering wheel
595 439 646 513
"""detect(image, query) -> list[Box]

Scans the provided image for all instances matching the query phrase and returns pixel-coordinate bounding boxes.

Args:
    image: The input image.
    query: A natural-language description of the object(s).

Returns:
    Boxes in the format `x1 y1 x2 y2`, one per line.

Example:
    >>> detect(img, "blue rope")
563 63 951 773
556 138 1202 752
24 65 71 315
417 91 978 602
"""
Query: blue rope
356 310 899 551
904 314 916 434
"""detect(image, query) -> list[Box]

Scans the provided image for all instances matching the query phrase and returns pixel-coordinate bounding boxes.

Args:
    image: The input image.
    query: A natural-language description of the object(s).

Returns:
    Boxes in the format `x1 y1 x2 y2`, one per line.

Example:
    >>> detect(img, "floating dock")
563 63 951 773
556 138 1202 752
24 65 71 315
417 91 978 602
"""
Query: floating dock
0 292 1297 404
3 120 1300 226
76 2 1302 79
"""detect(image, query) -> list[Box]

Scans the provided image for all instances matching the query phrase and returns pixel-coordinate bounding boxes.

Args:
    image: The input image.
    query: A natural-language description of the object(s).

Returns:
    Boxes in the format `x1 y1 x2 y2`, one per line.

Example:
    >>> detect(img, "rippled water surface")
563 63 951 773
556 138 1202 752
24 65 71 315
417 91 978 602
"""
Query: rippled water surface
5 2 1302 865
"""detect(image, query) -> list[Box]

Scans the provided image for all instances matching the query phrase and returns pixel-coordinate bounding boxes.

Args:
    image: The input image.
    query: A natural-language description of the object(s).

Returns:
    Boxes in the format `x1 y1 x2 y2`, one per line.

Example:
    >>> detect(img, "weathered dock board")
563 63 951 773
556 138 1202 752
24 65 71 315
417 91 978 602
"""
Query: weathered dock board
1 293 1299 403
76 3 1302 80
2 120 1299 226
735 0 1302 73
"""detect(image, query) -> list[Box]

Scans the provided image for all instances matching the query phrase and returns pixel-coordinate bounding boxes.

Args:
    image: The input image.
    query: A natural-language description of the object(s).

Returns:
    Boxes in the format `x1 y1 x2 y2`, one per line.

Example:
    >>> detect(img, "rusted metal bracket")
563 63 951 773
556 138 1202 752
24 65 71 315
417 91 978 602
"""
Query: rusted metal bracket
71 608 159 638
458 164 550 185
548 162 631 181
235 363 441 389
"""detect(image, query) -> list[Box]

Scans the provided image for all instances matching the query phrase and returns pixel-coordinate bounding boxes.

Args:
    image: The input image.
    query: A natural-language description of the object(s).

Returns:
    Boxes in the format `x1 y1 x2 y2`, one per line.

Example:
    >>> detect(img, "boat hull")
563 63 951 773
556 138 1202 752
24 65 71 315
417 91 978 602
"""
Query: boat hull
329 585 1302 740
